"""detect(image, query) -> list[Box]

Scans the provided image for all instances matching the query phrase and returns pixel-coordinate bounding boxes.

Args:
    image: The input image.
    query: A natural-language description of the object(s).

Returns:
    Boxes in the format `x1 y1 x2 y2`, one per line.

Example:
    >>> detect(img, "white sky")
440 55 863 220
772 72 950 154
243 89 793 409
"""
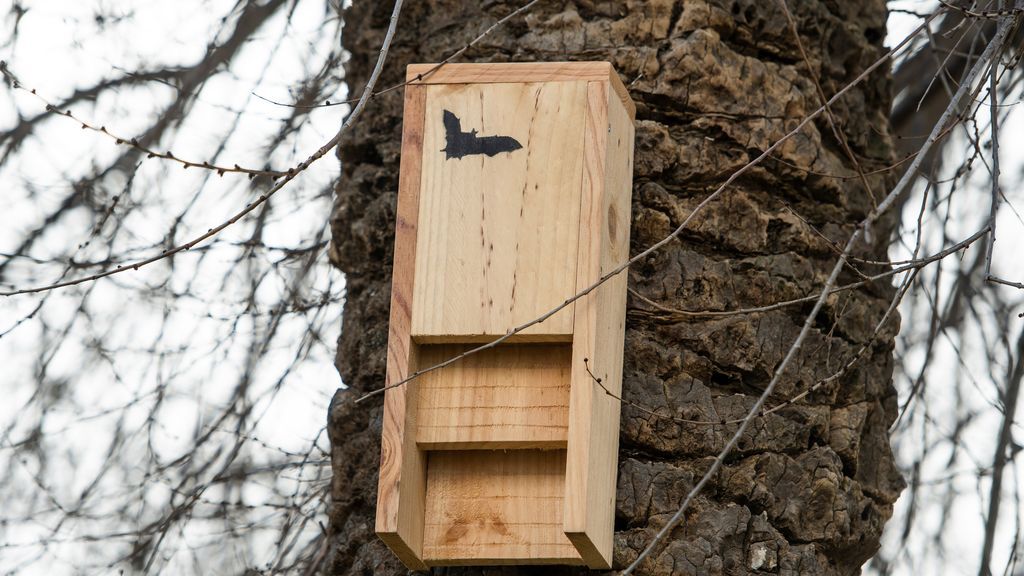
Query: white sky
0 1 1022 574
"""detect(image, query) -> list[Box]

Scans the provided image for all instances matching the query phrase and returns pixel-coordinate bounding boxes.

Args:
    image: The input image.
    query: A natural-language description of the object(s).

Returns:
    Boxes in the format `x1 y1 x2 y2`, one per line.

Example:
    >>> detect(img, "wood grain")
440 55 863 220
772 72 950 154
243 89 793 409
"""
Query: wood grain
378 64 635 570
563 81 634 569
415 344 571 449
411 81 588 342
406 62 635 121
422 450 583 565
375 84 428 571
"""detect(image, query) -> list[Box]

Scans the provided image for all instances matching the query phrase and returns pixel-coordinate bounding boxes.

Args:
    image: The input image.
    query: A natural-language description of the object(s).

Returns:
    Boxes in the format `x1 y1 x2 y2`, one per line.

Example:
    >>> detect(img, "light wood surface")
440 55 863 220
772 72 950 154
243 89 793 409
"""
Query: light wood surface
378 63 635 570
411 81 587 341
422 450 583 565
375 85 428 570
415 344 571 449
407 62 636 121
563 81 634 569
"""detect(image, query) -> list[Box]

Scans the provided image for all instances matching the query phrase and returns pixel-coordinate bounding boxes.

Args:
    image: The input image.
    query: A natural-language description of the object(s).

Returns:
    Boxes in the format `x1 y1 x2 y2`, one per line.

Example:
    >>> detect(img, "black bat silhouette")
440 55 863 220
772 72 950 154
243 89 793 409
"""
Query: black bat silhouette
441 109 523 160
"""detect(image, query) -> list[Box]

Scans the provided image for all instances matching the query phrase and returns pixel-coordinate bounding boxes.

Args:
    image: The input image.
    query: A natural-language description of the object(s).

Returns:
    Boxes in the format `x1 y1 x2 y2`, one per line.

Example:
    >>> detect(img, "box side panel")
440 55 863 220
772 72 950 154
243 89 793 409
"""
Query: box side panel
411 81 587 341
415 344 571 449
375 84 428 570
422 450 583 565
564 81 634 569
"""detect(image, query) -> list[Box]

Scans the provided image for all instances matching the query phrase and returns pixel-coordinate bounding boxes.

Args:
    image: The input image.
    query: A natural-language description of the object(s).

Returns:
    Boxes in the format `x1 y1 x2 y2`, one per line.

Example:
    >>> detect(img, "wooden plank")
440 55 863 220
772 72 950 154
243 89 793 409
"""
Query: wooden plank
413 333 571 344
422 450 583 565
415 344 571 449
411 81 588 341
378 65 636 570
407 61 612 83
563 81 634 569
375 84 428 571
407 62 635 122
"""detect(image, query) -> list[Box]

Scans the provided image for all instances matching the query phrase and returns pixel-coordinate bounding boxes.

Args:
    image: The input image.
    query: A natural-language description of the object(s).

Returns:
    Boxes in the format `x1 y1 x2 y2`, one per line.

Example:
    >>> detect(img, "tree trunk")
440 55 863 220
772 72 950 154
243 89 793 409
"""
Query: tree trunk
327 1 905 574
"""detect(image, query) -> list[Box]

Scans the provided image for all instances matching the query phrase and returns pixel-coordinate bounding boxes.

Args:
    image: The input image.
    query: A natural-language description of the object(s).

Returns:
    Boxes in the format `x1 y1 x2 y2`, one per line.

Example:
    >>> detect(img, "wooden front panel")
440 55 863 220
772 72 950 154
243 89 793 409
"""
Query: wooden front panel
415 344 571 449
422 450 582 565
411 81 588 341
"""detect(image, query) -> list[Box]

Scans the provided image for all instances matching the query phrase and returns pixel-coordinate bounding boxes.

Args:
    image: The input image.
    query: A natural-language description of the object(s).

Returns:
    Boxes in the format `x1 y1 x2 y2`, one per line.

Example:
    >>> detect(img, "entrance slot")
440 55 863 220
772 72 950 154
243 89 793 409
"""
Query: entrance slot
414 343 572 450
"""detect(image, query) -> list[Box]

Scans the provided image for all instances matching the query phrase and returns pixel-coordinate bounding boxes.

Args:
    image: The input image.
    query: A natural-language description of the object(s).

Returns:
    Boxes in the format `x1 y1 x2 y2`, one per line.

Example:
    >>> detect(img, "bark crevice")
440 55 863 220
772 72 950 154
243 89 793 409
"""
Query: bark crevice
327 1 904 574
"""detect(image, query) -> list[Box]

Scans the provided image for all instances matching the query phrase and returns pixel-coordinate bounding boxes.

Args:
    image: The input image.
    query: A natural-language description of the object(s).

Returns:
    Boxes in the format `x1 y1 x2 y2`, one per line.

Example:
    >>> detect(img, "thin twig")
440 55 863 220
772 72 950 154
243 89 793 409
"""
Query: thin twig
777 0 879 207
982 18 1024 291
938 0 1024 19
978 327 1024 576
354 9 944 405
627 225 989 320
601 262 921 427
621 13 1014 573
0 65 288 179
252 0 543 110
0 0 408 297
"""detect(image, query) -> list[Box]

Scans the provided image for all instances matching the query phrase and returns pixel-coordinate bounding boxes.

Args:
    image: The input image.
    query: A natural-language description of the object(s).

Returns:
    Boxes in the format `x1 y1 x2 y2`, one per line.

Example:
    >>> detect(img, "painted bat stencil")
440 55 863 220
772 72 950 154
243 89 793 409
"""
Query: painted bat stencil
441 109 523 160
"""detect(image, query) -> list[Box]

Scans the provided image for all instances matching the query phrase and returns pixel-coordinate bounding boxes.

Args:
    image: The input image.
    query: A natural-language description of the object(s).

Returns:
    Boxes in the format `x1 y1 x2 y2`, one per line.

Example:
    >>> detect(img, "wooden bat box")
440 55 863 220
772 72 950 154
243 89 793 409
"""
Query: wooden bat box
376 62 635 569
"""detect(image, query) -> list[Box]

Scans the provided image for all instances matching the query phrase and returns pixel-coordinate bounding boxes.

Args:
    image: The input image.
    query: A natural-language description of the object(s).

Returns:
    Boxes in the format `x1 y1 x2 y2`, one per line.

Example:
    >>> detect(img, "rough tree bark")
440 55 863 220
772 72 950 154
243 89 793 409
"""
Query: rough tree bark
327 1 905 574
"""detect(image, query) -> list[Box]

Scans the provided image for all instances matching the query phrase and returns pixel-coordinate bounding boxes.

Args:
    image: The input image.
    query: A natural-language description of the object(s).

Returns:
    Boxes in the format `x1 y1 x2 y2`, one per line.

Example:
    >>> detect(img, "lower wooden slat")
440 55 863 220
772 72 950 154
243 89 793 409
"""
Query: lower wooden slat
415 344 571 449
422 450 583 565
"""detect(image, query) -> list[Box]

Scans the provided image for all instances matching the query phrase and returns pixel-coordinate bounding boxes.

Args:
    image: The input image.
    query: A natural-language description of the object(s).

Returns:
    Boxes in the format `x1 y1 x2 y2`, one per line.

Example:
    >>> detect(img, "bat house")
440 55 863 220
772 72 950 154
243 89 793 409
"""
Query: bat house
376 62 635 569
